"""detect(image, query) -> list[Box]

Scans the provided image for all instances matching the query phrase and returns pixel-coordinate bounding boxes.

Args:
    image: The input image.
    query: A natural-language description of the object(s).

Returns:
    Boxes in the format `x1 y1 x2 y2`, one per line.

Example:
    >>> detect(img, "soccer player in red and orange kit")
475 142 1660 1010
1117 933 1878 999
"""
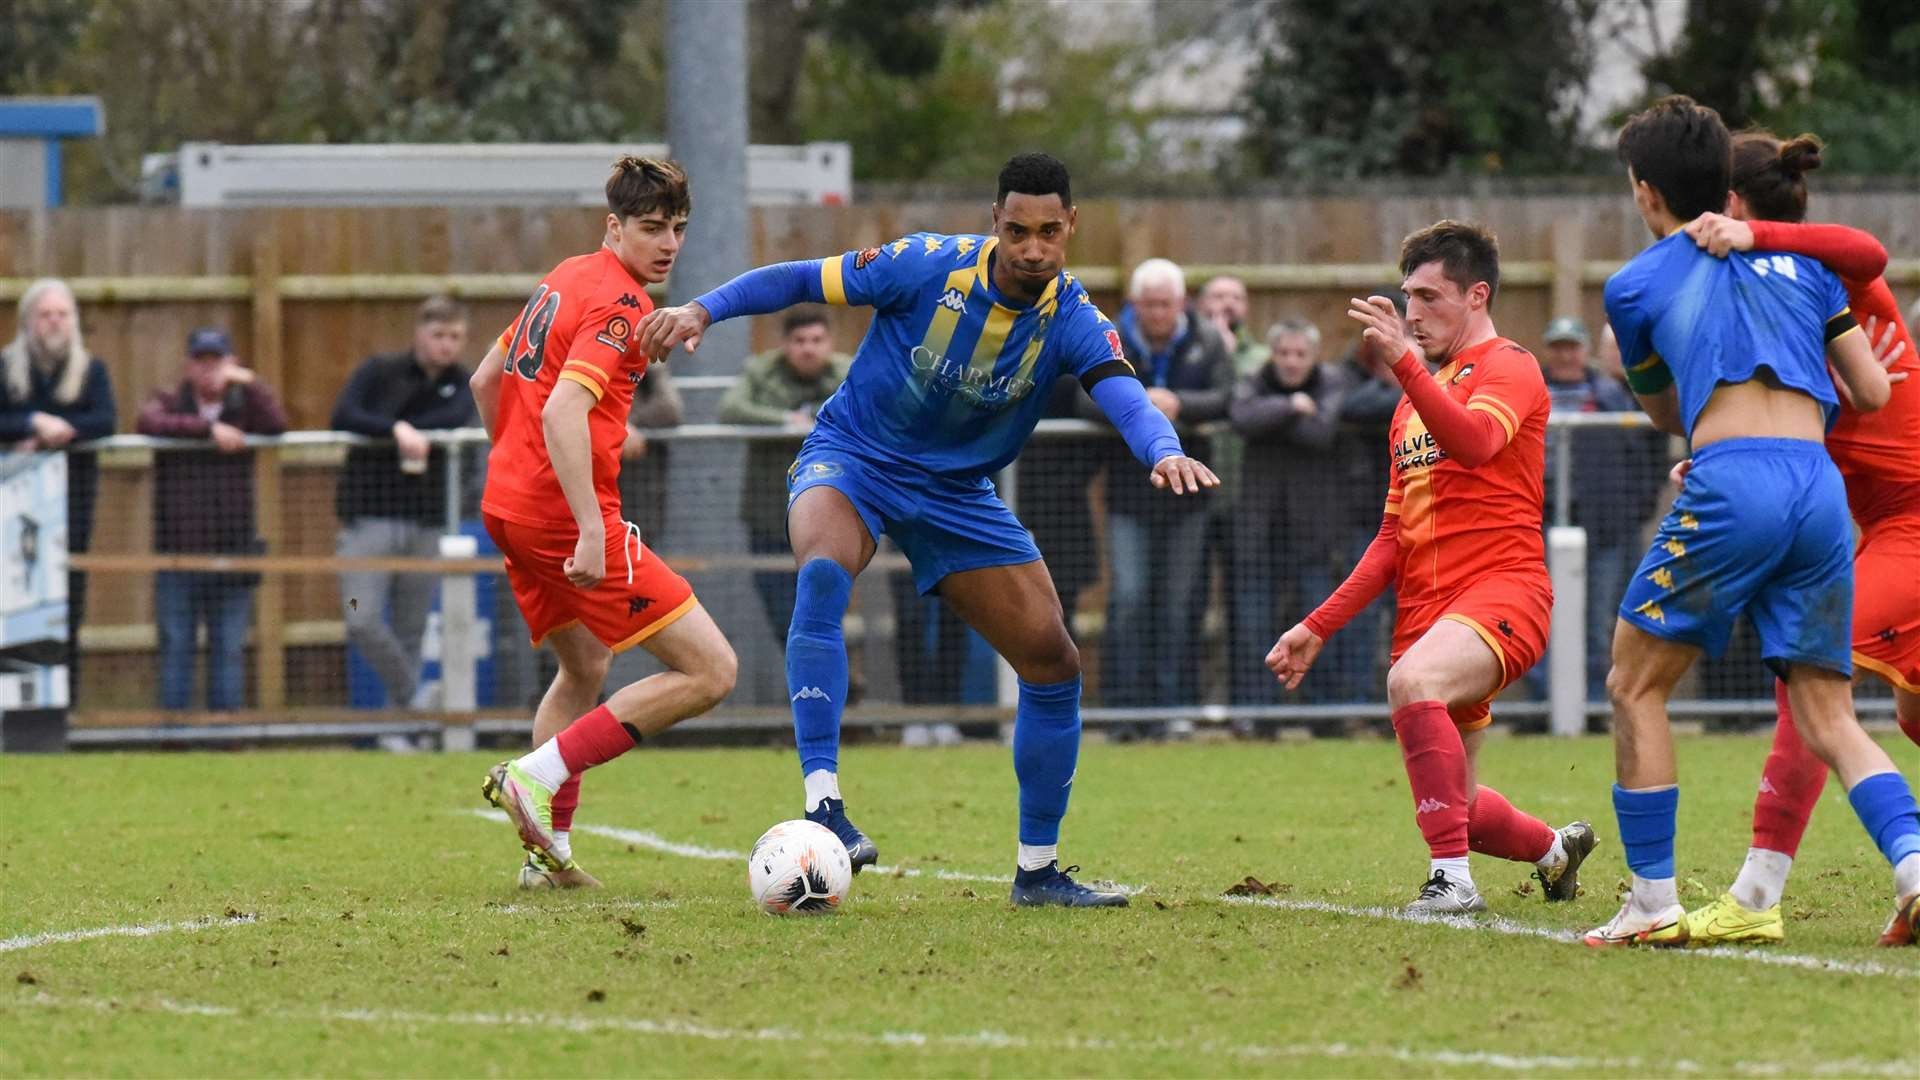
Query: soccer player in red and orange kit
1267 221 1596 914
471 157 737 887
1675 130 1920 946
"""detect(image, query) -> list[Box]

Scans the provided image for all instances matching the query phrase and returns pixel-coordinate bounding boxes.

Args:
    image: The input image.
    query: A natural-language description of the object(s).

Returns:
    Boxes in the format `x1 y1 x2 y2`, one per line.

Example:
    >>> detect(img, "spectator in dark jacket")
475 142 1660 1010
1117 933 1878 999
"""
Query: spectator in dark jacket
1090 258 1232 727
1228 317 1354 706
137 328 288 711
717 308 850 642
618 364 683 549
330 296 476 708
0 278 117 702
1537 316 1671 700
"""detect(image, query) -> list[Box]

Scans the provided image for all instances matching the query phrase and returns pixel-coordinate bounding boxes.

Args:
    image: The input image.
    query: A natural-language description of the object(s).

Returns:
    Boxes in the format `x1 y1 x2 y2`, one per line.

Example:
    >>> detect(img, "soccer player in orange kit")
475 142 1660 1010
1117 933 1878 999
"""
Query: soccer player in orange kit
1676 129 1920 946
471 157 737 887
1267 221 1595 914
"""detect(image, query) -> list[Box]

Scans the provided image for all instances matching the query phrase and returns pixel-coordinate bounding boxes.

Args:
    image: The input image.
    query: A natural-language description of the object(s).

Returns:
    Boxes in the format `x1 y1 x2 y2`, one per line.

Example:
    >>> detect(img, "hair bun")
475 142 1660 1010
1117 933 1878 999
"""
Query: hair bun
1779 135 1823 175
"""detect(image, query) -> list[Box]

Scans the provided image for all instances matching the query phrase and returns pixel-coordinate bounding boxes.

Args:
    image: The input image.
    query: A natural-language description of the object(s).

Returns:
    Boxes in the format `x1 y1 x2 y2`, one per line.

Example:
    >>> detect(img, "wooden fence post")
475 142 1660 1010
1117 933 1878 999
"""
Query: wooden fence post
1551 213 1584 321
251 224 287 711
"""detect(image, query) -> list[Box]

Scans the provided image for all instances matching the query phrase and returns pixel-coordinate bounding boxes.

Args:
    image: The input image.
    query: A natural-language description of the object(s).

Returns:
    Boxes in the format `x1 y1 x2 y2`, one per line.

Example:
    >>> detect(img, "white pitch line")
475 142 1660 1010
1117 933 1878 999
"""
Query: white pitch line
12 991 1914 1078
1226 895 1920 980
0 914 256 954
463 809 1143 893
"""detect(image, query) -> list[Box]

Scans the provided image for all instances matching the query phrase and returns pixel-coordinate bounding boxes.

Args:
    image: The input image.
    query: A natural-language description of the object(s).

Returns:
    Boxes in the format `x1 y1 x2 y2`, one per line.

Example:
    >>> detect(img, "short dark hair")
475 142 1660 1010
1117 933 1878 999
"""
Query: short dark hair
996 152 1071 207
1399 220 1501 304
416 295 467 326
1616 95 1730 221
1731 130 1823 223
782 306 829 336
606 156 691 221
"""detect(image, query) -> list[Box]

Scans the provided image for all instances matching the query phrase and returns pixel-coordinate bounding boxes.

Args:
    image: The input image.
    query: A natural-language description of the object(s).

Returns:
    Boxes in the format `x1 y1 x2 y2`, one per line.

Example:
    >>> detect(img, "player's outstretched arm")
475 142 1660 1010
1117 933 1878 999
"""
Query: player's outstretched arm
540 380 607 588
638 260 830 359
1086 376 1218 495
471 341 506 441
1747 218 1888 283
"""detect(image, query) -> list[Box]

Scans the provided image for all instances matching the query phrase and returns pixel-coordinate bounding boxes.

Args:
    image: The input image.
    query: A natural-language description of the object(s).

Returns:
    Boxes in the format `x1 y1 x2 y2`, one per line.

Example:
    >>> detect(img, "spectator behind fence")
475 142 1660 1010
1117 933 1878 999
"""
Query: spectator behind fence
0 278 117 702
1328 287 1409 702
619 363 684 546
329 296 476 709
1536 316 1670 701
136 327 288 711
718 307 850 642
1091 258 1232 734
1228 317 1353 709
1194 275 1270 716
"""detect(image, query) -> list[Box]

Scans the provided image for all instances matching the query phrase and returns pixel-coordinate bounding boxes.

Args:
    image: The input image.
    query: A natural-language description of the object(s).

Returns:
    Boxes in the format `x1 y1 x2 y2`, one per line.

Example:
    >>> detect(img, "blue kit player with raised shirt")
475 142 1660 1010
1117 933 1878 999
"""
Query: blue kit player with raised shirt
1588 96 1920 948
637 153 1218 907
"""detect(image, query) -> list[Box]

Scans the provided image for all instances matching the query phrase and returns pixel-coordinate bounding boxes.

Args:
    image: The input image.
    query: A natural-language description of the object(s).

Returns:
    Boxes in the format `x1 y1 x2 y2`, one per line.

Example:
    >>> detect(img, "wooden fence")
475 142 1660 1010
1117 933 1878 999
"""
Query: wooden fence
3 195 1916 431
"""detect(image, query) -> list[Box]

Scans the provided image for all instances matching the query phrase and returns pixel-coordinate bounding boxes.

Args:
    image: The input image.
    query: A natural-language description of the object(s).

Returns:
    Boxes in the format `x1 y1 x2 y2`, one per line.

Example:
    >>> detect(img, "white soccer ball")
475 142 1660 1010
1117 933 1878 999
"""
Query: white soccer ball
747 819 853 915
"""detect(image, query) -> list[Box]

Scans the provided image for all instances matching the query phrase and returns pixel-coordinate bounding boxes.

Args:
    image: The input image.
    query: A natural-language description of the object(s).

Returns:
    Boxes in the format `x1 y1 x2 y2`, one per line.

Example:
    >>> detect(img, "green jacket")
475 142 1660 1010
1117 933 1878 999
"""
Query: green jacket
719 348 851 545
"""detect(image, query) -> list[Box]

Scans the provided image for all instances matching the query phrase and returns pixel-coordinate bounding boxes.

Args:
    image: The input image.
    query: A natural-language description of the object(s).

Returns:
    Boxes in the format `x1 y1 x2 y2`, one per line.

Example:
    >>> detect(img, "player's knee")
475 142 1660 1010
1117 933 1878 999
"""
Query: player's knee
1013 633 1080 685
1385 659 1438 708
558 645 613 686
688 640 739 711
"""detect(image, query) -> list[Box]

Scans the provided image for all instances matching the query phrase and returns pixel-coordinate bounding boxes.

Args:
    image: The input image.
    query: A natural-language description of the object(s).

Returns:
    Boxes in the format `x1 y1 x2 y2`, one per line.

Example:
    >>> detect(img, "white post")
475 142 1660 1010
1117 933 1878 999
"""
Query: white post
438 534 479 751
1547 526 1588 737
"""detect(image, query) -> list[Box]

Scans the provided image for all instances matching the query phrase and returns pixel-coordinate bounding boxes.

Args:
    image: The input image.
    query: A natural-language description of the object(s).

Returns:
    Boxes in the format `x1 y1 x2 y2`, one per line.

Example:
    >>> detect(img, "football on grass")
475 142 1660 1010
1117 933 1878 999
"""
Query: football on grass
748 819 853 914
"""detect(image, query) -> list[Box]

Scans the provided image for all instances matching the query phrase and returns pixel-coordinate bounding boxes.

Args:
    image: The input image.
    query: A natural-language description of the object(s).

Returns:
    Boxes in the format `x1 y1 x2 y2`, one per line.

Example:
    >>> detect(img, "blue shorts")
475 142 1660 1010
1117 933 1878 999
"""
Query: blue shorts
1618 437 1853 675
786 439 1041 596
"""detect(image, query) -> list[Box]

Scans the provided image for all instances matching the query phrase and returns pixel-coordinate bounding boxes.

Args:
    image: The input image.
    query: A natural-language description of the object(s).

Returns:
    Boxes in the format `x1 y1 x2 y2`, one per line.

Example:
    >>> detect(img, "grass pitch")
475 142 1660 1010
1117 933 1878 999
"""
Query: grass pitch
2 733 1915 1077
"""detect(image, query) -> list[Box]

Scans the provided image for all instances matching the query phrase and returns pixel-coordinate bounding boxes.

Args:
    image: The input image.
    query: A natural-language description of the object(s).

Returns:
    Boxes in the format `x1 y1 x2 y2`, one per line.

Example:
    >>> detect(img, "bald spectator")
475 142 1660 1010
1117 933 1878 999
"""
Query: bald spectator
1093 258 1233 735
0 279 117 701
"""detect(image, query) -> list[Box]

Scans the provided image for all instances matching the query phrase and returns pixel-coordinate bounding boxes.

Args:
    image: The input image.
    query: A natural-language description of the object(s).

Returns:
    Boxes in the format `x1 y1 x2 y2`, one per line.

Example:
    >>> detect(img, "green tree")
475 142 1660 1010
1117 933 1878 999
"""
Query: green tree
1243 0 1602 179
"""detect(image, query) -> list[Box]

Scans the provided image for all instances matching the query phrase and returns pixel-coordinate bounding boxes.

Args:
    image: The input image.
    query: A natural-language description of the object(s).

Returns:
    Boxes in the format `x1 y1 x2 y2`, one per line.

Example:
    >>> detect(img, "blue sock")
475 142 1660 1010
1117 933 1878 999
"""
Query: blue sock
1613 783 1679 879
787 558 852 776
1014 675 1082 846
1847 771 1920 867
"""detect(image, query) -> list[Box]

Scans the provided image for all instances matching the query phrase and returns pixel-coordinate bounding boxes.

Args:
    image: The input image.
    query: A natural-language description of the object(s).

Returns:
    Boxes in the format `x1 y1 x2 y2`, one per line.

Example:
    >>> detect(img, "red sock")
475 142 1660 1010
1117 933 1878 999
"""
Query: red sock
554 705 637 774
1392 700 1470 859
1467 784 1556 863
550 774 582 833
1752 679 1829 856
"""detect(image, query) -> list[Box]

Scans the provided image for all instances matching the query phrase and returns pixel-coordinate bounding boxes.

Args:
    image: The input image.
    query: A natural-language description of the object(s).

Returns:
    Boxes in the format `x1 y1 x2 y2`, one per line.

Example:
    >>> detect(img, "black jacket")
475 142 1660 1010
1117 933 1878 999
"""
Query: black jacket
1231 362 1355 555
330 351 475 525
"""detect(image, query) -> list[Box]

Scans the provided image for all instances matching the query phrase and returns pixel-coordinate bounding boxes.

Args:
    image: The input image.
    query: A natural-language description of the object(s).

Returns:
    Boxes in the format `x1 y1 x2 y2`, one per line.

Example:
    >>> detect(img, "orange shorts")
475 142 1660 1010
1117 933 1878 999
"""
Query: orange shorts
483 513 696 653
1392 570 1553 731
1853 513 1920 694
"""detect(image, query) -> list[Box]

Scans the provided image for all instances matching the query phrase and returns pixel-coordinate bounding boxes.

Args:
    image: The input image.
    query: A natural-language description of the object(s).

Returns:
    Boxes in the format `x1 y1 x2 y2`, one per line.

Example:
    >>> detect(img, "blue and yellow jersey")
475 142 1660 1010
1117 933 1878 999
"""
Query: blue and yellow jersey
1604 230 1857 438
806 232 1129 478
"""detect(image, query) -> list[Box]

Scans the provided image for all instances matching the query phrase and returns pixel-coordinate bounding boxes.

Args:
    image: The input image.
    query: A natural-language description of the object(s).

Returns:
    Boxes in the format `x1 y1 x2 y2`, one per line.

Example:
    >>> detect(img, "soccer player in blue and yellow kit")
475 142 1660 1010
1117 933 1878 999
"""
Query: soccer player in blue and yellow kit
1588 96 1920 947
638 154 1218 907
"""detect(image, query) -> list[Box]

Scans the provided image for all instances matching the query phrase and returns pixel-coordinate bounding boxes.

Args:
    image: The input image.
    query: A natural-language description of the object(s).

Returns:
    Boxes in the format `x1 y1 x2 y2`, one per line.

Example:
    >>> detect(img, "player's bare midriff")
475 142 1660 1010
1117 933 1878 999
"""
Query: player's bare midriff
1692 377 1827 449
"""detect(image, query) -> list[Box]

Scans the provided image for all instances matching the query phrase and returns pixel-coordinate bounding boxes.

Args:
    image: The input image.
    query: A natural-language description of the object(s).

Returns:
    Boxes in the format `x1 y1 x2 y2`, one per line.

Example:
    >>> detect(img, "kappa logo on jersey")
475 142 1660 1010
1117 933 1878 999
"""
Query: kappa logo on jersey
596 314 633 352
1414 798 1451 814
890 238 911 256
954 237 976 256
854 247 881 270
1103 328 1125 360
940 287 967 313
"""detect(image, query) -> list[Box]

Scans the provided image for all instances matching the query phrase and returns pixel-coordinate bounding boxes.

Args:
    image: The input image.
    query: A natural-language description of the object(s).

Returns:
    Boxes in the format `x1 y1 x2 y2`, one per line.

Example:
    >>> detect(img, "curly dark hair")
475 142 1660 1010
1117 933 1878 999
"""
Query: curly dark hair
996 152 1072 207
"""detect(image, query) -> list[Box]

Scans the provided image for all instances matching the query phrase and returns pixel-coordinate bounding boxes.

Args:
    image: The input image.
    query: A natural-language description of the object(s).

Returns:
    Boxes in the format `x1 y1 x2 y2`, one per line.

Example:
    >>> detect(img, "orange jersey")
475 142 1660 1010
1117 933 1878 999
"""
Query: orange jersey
1825 276 1920 524
1385 336 1551 601
481 247 655 530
